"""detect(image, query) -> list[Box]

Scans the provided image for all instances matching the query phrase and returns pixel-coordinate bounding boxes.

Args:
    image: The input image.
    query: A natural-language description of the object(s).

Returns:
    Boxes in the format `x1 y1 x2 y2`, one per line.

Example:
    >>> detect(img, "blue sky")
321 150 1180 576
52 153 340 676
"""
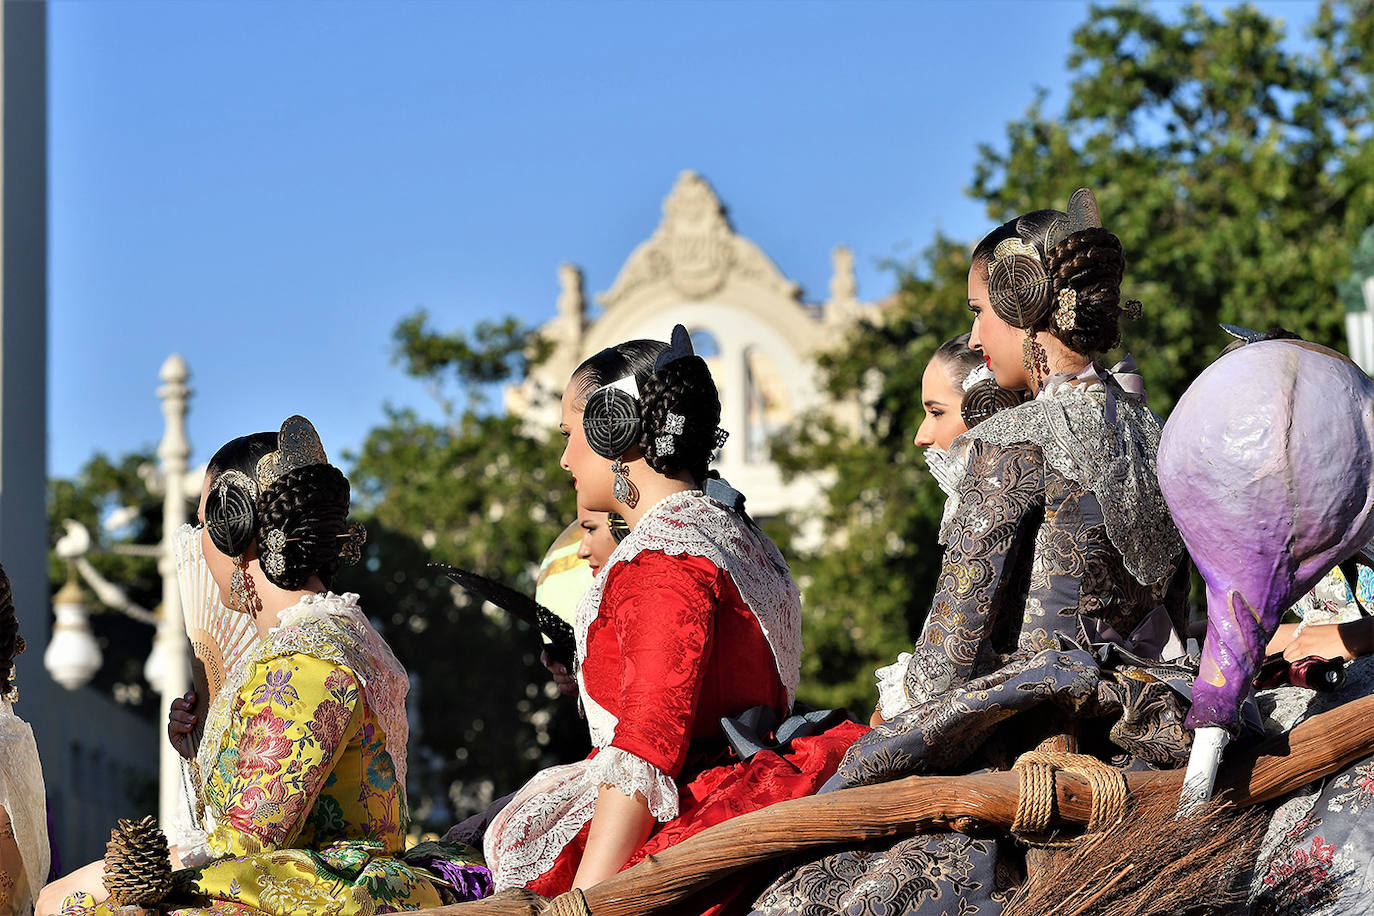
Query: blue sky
48 0 1320 478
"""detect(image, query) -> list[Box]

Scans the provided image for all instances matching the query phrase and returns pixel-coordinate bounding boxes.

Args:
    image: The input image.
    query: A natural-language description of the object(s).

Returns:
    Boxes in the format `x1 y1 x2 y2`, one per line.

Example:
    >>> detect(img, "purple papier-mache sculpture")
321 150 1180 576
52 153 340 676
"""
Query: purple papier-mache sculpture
1159 339 1374 735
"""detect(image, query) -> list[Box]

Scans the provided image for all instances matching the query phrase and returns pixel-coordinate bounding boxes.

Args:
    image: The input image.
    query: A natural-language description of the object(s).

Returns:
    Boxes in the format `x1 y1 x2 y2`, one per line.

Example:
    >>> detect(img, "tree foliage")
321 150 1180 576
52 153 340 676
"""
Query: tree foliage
338 312 584 830
974 0 1374 413
779 0 1374 714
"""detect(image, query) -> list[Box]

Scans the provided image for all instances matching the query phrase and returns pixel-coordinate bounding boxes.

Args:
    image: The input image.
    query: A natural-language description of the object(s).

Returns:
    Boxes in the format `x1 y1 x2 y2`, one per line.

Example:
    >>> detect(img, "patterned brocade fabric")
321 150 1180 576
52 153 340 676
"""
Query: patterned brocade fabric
871 437 1190 778
60 595 487 916
752 376 1192 916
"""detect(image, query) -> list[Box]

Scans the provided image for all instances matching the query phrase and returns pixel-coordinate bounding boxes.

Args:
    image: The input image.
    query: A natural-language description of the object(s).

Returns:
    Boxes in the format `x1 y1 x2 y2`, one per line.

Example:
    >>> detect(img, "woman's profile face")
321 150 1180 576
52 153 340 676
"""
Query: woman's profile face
197 474 239 609
560 376 616 512
967 263 1031 391
576 507 617 576
913 359 969 451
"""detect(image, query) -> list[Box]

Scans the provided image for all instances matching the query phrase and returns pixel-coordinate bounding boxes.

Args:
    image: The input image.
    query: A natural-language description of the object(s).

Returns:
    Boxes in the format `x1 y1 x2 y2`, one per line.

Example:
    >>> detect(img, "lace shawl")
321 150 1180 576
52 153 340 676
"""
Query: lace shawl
0 699 49 916
948 376 1182 586
574 489 802 747
192 593 410 838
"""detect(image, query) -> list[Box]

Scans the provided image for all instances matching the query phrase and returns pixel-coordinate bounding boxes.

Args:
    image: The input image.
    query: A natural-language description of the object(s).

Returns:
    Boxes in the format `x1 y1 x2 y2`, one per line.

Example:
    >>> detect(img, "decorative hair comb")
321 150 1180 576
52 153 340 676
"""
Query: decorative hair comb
1043 187 1103 250
653 324 696 372
255 415 329 491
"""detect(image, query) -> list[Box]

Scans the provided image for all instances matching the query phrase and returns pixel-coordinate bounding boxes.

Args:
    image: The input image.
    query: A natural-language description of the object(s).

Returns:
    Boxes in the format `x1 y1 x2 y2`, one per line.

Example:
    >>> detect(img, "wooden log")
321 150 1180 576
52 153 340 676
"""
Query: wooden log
414 693 1374 916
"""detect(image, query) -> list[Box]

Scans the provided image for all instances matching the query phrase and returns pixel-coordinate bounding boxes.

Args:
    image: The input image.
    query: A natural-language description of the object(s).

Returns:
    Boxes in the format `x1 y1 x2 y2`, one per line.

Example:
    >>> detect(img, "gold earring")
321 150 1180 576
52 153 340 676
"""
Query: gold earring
611 459 640 509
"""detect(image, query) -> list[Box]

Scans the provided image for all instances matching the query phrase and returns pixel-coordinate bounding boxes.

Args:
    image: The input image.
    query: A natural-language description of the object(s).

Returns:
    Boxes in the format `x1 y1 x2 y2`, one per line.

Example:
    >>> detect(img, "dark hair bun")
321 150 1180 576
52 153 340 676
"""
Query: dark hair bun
257 463 351 590
204 472 259 558
988 245 1053 329
639 354 722 484
1046 227 1127 354
961 378 1024 427
583 385 644 459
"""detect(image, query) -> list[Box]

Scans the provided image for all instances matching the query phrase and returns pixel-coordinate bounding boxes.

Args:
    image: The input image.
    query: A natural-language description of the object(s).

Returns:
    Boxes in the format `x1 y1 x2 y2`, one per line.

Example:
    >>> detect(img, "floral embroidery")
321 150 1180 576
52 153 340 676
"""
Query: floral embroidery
62 599 488 916
237 708 293 776
308 698 354 750
1260 834 1339 908
250 665 301 708
225 779 291 841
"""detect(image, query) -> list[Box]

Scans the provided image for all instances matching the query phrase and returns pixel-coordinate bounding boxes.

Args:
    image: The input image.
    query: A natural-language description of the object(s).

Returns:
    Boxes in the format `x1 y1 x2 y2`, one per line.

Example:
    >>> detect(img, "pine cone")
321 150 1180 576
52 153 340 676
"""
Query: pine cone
103 815 172 908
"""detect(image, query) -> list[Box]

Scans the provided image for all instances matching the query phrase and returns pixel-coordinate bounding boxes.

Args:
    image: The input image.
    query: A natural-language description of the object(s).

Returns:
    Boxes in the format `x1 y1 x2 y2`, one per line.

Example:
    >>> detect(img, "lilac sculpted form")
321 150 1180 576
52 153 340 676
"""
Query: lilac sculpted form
1158 339 1374 735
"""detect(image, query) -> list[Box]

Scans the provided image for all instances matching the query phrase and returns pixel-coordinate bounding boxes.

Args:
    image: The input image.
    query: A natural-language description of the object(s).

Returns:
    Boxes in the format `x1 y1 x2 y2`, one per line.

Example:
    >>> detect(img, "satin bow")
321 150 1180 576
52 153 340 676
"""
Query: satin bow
1045 354 1146 427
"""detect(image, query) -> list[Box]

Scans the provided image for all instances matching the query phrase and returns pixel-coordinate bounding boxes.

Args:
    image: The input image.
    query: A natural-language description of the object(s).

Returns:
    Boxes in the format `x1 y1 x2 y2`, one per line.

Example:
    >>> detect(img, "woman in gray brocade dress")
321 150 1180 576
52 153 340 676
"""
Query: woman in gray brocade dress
752 194 1194 916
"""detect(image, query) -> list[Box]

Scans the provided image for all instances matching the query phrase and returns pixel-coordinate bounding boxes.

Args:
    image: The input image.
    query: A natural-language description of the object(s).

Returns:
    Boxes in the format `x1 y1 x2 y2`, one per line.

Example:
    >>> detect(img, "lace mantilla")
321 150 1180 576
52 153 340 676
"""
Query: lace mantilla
573 489 802 747
0 700 49 916
194 592 411 825
951 376 1182 585
874 652 913 720
925 447 970 547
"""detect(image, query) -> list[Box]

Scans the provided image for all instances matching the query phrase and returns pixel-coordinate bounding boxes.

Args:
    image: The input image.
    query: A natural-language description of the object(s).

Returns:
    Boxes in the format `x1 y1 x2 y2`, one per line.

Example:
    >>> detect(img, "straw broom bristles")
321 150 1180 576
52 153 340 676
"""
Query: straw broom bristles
1003 796 1268 916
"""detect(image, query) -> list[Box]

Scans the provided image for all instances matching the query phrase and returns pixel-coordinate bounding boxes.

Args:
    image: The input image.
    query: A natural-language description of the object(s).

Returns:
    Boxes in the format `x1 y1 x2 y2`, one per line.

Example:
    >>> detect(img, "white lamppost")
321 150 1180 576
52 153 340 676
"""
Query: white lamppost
43 354 195 826
152 354 192 823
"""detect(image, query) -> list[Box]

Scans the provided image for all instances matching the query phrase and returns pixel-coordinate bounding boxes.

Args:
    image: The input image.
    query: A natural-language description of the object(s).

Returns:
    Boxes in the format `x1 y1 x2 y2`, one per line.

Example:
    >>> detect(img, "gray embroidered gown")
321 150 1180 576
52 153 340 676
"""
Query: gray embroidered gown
753 371 1193 916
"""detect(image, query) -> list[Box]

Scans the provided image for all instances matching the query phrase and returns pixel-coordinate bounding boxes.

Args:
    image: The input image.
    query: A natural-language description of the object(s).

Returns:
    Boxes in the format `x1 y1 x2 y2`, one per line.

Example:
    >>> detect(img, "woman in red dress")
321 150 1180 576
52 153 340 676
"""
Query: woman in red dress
482 326 866 899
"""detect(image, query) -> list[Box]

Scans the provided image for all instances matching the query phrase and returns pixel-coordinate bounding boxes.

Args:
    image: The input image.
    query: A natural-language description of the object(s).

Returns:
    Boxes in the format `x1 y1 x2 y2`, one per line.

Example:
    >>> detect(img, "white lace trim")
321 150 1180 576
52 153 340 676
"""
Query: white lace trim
195 592 411 830
951 378 1183 585
584 746 679 820
925 448 970 547
573 489 802 747
483 746 679 892
0 700 49 916
874 652 914 720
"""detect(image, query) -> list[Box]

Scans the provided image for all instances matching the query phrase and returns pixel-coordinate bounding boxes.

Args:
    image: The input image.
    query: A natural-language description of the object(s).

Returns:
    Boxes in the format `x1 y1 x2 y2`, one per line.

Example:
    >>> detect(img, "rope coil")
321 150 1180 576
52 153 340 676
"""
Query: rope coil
1011 749 1130 842
545 888 592 916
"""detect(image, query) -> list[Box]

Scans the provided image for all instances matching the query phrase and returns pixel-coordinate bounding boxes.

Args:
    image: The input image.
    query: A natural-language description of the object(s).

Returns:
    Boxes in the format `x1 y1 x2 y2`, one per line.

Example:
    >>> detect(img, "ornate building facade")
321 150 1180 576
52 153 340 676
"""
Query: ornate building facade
508 170 883 520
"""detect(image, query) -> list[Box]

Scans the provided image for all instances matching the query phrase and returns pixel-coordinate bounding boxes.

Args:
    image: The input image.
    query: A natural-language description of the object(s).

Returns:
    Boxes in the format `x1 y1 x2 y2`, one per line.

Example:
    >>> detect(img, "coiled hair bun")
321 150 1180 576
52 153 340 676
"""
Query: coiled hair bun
1044 226 1128 354
639 353 722 484
257 463 351 590
961 378 1025 427
202 424 356 590
972 206 1132 357
204 472 260 558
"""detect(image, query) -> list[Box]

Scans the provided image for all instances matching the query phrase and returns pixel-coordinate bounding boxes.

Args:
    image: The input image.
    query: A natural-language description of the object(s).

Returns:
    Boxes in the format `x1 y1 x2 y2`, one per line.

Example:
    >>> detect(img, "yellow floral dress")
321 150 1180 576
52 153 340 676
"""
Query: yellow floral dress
61 593 486 916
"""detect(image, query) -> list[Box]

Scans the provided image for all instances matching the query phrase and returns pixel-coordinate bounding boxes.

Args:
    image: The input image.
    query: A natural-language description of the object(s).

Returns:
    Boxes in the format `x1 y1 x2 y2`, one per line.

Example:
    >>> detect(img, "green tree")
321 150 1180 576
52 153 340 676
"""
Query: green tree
973 0 1374 413
779 0 1374 714
338 312 584 830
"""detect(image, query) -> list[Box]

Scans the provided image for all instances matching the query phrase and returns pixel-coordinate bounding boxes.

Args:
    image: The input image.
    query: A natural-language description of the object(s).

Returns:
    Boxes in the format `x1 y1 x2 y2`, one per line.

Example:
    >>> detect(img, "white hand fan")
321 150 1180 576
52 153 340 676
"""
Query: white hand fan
173 523 258 739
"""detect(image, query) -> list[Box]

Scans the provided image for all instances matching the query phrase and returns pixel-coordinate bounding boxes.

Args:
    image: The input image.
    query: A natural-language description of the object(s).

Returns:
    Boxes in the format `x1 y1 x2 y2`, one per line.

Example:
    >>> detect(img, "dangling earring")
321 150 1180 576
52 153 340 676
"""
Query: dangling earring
1022 329 1049 384
611 458 640 509
230 556 261 618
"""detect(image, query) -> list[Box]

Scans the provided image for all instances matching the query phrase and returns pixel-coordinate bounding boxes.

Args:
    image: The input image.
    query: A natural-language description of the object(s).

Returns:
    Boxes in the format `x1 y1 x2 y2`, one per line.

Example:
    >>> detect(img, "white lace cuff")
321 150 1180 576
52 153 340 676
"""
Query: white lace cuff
875 652 914 720
587 746 679 821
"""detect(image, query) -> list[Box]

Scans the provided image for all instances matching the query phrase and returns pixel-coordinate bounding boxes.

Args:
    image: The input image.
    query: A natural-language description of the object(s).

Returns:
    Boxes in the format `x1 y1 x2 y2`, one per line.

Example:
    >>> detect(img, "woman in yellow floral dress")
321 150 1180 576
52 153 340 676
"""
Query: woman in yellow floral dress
38 417 487 916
